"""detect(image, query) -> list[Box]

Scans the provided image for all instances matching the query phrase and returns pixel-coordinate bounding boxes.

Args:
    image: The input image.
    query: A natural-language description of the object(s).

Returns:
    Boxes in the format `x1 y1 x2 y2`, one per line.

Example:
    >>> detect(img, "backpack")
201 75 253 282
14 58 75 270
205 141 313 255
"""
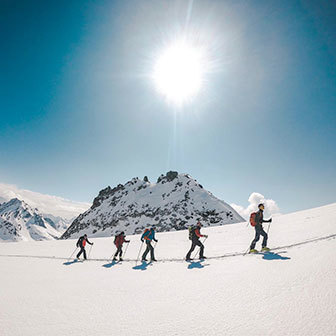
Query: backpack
114 233 122 245
188 226 196 240
141 229 150 240
249 212 257 227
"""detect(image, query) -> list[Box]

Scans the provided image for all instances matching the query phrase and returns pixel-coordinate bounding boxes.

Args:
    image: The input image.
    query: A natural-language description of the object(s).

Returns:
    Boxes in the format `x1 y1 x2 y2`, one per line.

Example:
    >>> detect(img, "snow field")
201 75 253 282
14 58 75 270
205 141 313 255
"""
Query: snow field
0 203 335 336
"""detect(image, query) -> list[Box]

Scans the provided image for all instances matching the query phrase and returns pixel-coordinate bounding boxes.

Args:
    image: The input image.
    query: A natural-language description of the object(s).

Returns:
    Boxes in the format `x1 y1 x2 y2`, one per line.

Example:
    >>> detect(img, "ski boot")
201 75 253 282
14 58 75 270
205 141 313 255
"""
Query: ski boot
261 247 270 252
249 249 258 254
119 257 123 261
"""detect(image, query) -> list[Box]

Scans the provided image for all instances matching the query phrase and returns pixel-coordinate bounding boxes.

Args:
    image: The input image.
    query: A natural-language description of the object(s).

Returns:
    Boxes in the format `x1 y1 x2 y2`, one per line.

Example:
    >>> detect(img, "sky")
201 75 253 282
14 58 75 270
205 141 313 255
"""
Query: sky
1 0 335 215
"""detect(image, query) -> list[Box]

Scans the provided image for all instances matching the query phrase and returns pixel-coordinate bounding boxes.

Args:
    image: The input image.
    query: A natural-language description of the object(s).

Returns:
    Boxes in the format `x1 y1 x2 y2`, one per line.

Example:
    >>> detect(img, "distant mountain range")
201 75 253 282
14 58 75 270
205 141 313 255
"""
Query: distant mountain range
0 182 90 219
0 198 65 241
62 171 245 239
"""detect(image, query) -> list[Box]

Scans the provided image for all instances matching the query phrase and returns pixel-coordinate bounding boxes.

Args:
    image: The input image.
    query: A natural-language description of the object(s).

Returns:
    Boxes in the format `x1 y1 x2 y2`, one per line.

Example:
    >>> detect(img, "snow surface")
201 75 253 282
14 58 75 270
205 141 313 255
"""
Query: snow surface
0 203 335 336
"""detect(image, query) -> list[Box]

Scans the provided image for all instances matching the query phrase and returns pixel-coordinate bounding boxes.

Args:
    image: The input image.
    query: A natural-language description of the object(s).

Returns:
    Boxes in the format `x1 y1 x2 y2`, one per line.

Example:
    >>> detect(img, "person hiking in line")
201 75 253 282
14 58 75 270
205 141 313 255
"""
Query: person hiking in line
186 221 208 261
113 231 130 261
249 203 272 253
76 234 93 260
141 226 158 262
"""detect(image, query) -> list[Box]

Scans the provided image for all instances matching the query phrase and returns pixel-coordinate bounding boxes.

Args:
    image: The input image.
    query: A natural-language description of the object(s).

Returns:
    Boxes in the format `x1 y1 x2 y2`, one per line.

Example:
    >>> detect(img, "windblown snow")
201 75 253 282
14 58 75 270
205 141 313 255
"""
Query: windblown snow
0 202 335 336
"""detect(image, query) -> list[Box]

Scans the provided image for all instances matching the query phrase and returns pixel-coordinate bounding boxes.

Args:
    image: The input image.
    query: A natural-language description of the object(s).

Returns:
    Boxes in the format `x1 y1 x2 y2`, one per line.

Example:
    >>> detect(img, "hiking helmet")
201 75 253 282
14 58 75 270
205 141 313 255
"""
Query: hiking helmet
84 234 87 237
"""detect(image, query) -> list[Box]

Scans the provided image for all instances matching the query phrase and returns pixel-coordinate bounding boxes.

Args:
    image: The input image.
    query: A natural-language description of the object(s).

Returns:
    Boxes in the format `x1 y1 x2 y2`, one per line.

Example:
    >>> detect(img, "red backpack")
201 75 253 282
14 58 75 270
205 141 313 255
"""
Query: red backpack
249 212 257 227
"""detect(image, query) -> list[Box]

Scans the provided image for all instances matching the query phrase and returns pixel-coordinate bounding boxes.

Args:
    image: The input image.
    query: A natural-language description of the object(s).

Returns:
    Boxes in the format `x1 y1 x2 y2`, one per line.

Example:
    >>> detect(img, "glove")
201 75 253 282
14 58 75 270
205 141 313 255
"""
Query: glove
204 235 208 238
91 242 94 245
268 219 272 223
141 239 144 242
154 239 158 242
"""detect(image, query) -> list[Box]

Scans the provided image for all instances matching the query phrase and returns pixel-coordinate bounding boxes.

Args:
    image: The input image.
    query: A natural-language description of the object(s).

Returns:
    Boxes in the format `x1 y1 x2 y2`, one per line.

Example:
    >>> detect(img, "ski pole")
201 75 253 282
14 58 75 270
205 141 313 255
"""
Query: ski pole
136 241 144 265
88 245 93 259
67 247 78 261
192 237 207 260
267 222 271 235
109 250 117 262
123 242 130 259
243 246 250 256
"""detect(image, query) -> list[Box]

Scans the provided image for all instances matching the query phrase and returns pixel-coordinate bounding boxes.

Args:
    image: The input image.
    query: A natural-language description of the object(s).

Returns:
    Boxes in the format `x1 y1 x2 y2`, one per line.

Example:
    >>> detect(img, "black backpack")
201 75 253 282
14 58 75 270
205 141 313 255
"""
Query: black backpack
76 236 84 247
188 226 196 240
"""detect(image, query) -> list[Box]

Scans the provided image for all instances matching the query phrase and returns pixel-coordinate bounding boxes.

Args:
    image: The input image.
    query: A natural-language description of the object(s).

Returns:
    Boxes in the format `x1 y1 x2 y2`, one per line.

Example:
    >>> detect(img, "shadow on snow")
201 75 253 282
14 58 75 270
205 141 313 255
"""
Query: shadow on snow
187 260 210 269
63 259 82 266
102 260 121 268
132 261 152 271
262 251 291 261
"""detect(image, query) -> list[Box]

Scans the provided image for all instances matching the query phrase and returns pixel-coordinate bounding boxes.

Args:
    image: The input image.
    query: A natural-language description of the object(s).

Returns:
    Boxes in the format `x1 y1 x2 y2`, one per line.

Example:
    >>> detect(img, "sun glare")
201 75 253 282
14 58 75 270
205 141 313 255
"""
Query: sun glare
153 40 206 105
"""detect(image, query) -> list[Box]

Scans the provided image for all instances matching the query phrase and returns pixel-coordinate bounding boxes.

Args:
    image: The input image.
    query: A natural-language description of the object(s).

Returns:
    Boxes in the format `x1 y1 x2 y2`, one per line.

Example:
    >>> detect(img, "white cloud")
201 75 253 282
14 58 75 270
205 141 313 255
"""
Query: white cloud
0 182 90 219
231 192 280 220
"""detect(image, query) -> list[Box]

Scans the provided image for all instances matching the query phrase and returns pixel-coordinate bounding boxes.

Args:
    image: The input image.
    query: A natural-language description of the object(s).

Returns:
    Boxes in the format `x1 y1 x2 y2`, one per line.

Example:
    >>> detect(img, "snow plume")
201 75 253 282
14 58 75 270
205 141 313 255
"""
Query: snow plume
0 183 90 220
231 192 280 220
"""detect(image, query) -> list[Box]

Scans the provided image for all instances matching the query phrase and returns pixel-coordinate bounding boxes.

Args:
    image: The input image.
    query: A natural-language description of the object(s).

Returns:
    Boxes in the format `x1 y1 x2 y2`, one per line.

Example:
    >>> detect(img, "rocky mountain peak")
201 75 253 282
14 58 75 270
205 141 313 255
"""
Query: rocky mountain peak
62 172 245 239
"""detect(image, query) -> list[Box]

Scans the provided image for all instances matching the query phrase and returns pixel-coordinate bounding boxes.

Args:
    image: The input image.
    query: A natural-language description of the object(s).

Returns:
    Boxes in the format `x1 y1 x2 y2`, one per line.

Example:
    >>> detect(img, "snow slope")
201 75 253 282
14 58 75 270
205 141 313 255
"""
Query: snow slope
62 171 244 239
0 203 335 336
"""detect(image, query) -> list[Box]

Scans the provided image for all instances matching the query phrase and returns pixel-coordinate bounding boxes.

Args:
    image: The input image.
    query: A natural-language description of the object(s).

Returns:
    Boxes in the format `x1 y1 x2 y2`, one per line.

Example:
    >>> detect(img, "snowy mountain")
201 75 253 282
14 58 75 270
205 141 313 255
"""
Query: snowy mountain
0 182 90 219
0 198 62 241
43 213 72 232
62 171 244 239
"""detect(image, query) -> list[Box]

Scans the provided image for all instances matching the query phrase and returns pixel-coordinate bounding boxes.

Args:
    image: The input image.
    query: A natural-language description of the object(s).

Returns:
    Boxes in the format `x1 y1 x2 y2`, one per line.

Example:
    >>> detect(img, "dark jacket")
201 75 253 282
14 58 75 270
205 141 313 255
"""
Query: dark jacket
255 210 269 227
76 236 92 248
191 227 205 240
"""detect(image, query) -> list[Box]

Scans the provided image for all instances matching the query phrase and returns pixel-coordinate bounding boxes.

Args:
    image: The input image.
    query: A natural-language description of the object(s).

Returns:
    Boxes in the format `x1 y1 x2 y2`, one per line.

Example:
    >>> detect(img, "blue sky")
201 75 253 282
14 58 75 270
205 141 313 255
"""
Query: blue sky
1 0 335 214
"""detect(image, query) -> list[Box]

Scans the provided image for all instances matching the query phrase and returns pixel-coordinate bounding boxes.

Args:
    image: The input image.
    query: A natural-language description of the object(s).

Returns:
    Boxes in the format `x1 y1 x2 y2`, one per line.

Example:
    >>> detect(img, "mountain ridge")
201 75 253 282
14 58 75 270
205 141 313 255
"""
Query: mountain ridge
62 171 244 239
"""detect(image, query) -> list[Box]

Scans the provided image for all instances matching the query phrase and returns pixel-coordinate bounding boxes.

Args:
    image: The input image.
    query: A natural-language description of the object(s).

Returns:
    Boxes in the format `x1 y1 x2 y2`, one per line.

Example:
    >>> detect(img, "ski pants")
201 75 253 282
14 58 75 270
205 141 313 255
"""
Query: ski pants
76 247 87 260
186 239 204 259
250 225 268 249
142 241 155 261
114 246 123 258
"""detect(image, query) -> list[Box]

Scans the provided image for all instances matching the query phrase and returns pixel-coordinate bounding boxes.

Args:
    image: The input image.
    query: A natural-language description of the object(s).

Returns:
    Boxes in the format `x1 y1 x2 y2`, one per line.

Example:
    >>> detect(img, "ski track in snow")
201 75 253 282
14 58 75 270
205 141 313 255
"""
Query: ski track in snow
1 203 336 336
0 233 335 263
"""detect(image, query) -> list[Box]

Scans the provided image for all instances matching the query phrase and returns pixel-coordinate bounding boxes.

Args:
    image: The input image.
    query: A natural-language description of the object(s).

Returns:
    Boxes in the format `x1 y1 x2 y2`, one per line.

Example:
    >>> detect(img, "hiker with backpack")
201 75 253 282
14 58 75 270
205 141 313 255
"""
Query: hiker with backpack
141 226 158 262
186 221 208 261
249 203 272 253
113 231 130 261
76 234 94 260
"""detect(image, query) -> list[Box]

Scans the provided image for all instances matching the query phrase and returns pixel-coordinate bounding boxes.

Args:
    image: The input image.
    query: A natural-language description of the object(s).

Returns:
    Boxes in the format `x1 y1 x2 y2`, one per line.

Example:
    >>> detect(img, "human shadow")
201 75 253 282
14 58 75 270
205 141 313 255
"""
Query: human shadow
102 260 120 268
63 259 82 266
132 261 151 271
187 260 209 269
262 251 291 261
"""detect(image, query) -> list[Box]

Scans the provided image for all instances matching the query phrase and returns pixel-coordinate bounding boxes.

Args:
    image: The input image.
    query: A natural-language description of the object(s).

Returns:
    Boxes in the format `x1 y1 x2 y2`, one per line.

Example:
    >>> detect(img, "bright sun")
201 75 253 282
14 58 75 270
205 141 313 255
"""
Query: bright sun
153 40 205 105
